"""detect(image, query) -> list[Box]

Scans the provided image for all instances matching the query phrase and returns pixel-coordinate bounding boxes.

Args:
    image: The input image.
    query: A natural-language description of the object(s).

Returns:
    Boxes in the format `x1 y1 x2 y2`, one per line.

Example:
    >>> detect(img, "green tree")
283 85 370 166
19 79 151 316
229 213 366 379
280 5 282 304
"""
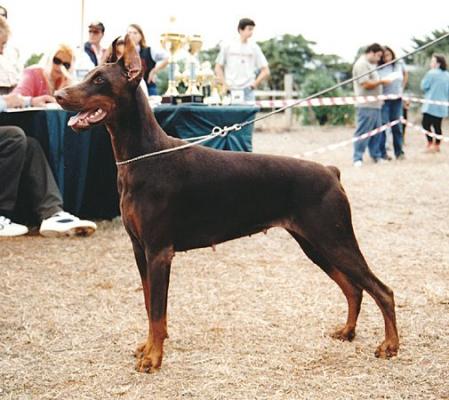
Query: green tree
300 70 354 126
407 28 449 95
258 34 316 90
25 53 43 67
199 44 219 65
410 28 449 66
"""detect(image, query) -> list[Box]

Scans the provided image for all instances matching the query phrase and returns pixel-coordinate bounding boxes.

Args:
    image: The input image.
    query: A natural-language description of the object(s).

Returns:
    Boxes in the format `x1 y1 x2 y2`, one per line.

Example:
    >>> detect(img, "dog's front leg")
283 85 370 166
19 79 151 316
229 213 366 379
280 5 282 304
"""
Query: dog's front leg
135 247 173 373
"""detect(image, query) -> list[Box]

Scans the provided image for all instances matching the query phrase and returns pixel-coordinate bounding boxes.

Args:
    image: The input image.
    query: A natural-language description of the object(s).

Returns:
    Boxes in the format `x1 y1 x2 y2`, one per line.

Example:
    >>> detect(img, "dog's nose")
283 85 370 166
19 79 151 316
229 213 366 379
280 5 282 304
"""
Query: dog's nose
54 89 66 104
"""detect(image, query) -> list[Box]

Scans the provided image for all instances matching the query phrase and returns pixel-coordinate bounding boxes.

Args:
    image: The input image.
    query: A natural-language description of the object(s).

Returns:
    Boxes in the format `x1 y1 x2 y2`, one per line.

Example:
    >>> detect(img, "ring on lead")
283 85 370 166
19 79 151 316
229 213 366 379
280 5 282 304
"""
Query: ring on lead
219 126 229 137
211 126 223 136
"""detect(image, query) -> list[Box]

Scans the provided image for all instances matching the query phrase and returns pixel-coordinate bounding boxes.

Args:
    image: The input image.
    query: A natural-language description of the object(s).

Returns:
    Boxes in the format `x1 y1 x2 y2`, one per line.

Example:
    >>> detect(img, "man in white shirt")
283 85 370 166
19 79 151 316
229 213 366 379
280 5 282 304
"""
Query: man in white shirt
215 18 270 102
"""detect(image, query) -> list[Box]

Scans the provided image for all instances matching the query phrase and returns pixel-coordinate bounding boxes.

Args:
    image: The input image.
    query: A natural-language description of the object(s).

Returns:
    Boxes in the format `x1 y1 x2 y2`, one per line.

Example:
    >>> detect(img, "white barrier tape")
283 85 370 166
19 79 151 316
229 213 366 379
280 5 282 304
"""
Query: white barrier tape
403 96 449 107
255 95 449 109
294 119 401 158
400 117 449 142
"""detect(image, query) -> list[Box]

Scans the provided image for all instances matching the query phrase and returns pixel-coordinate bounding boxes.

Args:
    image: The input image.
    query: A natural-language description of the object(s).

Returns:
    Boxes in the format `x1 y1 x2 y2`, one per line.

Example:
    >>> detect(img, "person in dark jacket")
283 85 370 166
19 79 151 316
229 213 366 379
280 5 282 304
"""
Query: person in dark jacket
84 21 106 67
127 24 168 95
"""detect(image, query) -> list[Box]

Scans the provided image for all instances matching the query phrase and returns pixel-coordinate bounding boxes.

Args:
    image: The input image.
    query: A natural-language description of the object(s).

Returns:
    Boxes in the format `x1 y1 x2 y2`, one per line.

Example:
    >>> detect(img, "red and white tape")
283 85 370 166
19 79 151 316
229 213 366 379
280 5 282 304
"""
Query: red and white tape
294 119 401 158
400 117 449 142
293 118 448 158
255 95 449 109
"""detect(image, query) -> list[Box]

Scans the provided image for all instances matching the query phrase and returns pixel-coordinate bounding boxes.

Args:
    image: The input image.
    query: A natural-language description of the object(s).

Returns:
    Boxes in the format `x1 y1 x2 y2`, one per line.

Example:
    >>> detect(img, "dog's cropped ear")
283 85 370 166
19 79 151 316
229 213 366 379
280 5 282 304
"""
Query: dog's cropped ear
118 34 143 83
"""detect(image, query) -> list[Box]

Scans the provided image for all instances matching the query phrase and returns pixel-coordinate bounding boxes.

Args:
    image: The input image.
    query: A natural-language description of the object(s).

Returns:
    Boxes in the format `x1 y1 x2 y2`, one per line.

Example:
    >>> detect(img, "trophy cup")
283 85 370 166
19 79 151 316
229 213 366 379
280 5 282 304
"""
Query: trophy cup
160 17 185 104
181 34 204 103
198 61 221 105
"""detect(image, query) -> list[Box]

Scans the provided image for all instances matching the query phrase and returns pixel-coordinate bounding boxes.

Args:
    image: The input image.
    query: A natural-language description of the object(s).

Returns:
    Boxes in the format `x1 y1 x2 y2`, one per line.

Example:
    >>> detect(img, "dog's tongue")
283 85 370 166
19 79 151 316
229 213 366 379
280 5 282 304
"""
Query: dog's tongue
68 111 92 131
68 109 107 131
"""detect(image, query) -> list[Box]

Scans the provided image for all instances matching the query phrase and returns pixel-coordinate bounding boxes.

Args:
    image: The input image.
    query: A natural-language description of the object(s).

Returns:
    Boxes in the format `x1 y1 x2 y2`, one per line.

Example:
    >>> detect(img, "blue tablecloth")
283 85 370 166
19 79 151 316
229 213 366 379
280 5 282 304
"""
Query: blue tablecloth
0 104 258 220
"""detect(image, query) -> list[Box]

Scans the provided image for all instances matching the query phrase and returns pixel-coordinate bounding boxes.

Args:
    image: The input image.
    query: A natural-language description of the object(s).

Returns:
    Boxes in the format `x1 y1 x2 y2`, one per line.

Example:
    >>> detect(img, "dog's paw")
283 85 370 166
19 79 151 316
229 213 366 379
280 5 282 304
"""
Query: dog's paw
375 340 399 359
134 341 147 359
330 326 356 342
135 354 161 373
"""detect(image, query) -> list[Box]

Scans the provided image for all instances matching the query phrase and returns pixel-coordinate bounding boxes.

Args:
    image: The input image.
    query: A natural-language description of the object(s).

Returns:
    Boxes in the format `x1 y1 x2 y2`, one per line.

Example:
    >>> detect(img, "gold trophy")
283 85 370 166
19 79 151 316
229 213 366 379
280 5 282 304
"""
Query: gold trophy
181 34 204 103
160 17 185 104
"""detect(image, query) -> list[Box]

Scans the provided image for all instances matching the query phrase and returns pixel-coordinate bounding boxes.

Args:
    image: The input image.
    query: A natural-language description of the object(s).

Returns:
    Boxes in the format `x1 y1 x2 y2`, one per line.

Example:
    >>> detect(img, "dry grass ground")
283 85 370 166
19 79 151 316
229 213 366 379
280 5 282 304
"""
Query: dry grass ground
1 118 449 399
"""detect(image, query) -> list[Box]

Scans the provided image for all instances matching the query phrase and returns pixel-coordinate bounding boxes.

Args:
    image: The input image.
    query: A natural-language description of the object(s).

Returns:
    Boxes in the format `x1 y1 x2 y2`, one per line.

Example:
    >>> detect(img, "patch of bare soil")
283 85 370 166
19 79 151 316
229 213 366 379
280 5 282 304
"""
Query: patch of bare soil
1 120 448 399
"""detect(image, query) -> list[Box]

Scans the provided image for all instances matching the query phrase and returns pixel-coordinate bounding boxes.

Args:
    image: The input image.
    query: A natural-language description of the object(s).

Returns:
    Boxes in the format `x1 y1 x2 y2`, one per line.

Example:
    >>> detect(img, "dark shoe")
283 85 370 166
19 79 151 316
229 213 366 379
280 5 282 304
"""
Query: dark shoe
396 154 405 160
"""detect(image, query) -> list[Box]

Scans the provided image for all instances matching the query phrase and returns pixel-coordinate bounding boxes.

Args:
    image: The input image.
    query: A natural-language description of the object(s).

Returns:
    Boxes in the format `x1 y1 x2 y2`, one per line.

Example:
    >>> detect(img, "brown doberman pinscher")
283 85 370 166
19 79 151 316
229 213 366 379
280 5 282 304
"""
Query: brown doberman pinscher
55 36 399 373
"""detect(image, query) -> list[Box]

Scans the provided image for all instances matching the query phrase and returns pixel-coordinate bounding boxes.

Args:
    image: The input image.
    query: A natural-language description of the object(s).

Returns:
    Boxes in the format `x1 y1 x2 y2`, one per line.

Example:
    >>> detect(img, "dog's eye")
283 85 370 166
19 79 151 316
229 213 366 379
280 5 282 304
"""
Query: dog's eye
93 76 105 85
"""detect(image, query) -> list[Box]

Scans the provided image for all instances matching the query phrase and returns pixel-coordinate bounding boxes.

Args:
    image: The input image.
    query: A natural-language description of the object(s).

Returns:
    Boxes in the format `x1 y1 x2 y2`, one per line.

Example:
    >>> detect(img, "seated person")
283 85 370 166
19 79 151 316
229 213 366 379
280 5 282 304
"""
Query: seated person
12 43 75 99
0 95 97 237
0 7 22 94
0 17 96 237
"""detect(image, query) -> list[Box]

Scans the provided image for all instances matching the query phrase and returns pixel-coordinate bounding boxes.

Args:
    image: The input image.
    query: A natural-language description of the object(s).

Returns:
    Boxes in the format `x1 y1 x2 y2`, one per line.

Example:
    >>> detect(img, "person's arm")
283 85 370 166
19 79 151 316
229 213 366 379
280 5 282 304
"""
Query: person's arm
361 79 388 90
12 68 36 96
148 59 169 83
421 72 431 92
251 65 270 89
402 67 409 90
1 93 26 109
214 63 227 93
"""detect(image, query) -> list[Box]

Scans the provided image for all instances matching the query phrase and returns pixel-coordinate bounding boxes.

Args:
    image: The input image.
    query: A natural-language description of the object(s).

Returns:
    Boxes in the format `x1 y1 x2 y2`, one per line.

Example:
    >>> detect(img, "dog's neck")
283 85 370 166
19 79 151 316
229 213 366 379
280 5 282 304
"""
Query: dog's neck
106 87 171 164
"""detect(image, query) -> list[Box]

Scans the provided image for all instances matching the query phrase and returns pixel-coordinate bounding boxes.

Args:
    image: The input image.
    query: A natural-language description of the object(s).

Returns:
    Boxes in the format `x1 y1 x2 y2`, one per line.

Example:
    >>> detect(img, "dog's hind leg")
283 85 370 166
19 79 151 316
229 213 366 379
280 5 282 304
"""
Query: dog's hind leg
326 243 399 358
288 231 363 342
289 194 399 358
131 240 173 373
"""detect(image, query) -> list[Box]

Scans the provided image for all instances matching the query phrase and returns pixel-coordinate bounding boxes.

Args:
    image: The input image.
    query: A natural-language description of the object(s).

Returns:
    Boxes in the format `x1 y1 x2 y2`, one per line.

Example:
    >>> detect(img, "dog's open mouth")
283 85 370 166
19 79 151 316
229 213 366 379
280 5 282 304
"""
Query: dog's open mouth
68 108 108 131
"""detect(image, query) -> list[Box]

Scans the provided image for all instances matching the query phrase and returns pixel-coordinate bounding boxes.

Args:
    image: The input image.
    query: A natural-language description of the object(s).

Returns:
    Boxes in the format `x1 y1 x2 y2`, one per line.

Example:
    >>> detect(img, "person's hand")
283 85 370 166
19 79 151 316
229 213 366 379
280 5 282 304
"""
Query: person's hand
31 95 56 107
3 93 26 108
148 70 156 84
250 81 258 90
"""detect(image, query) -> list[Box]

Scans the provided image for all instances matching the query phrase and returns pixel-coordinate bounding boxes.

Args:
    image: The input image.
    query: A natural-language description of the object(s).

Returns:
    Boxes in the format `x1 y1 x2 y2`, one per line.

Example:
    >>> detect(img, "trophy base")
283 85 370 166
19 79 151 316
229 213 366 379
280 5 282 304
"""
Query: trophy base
180 94 204 104
161 95 182 105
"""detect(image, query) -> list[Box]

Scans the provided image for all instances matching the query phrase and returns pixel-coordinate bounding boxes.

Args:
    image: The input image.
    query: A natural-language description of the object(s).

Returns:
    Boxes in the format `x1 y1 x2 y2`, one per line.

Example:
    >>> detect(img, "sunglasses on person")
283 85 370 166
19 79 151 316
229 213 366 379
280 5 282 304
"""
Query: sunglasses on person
53 56 71 70
89 29 101 34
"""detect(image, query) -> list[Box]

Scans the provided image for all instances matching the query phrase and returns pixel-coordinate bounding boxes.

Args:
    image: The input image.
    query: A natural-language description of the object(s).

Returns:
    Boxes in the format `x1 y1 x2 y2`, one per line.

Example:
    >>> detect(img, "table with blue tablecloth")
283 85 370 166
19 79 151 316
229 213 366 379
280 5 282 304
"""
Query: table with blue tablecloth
0 104 258 220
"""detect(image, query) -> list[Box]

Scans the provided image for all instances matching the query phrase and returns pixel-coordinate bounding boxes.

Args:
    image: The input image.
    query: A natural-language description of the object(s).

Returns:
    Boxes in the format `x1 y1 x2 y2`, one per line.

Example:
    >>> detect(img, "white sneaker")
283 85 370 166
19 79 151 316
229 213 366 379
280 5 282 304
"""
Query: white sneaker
353 160 363 168
39 211 97 237
0 216 29 237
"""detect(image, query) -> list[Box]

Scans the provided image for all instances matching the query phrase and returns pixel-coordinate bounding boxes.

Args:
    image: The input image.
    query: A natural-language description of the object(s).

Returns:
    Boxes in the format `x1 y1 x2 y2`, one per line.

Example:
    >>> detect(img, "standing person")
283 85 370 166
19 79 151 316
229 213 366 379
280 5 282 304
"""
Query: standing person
352 43 388 167
0 7 22 94
0 16 96 237
378 46 408 160
12 44 75 99
215 18 270 102
84 21 106 67
421 54 449 153
127 24 168 96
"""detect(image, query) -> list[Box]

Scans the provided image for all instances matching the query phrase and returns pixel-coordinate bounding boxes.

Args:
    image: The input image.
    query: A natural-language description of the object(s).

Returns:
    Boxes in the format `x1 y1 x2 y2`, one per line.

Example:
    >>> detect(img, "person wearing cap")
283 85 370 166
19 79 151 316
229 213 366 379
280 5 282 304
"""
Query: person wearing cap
84 21 106 67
